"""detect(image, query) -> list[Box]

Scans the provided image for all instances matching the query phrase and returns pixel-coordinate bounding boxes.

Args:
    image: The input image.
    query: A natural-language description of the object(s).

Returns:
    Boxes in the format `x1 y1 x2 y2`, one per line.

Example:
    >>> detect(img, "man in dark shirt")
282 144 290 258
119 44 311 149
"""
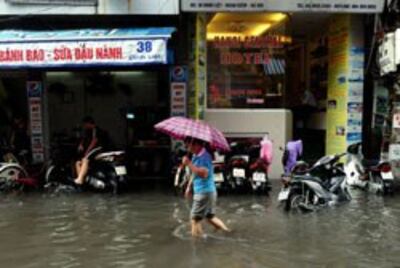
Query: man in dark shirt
74 116 109 185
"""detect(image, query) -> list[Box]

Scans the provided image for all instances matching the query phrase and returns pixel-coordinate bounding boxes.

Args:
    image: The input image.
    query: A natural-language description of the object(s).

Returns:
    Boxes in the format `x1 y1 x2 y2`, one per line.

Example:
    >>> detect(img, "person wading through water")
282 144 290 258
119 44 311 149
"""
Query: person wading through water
182 137 230 237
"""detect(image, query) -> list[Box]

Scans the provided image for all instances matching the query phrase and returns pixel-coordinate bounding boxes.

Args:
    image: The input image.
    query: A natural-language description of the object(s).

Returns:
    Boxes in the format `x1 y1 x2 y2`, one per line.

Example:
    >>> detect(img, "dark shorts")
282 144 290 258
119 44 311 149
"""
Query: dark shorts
191 192 217 221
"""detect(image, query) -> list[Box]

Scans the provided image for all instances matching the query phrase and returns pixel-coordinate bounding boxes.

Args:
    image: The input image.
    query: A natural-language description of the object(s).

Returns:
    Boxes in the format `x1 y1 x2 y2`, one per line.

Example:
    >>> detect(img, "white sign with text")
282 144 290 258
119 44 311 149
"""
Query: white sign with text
0 39 167 68
182 0 384 13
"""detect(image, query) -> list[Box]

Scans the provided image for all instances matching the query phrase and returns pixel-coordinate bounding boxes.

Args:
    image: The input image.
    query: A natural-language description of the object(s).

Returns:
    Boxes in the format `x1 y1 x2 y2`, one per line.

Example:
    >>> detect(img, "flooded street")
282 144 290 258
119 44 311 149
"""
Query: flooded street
0 181 399 268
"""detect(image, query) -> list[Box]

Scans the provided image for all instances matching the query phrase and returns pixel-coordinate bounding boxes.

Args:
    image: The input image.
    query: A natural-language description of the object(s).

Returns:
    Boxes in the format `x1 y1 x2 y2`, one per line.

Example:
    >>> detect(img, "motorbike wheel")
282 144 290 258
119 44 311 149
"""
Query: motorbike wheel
252 183 267 195
382 180 395 195
368 175 386 195
0 165 28 180
45 165 71 184
0 165 28 193
286 192 314 213
110 176 119 194
343 187 352 201
45 165 56 184
174 167 190 196
289 194 306 211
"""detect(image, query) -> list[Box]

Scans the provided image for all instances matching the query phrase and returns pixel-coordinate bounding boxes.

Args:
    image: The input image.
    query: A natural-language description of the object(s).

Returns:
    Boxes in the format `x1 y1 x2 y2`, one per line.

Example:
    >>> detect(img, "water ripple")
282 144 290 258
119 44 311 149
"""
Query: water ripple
0 185 399 267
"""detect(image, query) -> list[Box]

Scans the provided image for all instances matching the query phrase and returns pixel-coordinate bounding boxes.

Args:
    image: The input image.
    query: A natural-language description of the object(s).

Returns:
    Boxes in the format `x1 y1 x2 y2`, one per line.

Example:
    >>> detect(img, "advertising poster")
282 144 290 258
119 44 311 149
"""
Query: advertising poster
27 81 45 163
170 65 187 117
372 82 389 128
187 14 207 120
393 113 400 129
346 44 364 145
187 15 197 119
389 144 400 161
326 14 350 155
170 82 187 117
391 104 400 176
326 15 364 155
392 104 400 143
195 13 207 119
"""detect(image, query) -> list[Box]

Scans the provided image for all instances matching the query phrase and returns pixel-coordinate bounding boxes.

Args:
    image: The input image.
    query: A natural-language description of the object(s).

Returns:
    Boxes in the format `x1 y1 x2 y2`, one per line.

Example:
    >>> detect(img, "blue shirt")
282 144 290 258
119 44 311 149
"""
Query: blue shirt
192 149 216 194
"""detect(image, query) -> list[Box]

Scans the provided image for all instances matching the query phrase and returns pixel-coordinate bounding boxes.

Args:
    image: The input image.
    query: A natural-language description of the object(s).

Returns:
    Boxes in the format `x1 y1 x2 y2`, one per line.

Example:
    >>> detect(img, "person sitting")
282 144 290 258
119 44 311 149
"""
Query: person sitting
74 116 109 185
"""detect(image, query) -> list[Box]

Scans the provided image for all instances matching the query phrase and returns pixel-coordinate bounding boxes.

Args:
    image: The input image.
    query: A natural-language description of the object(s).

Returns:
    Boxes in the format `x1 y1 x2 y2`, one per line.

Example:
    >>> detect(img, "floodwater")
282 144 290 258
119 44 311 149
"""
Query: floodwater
0 181 399 268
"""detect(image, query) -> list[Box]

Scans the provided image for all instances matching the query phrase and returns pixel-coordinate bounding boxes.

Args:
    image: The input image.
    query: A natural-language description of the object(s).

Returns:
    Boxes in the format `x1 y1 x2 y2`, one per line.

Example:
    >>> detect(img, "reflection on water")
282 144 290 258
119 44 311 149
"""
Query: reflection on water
0 181 399 267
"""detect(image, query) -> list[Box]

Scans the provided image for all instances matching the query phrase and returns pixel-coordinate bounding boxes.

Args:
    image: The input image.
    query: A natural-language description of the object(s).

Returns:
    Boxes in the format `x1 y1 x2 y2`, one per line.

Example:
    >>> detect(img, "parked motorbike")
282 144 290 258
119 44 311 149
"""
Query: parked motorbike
344 142 394 195
171 147 192 195
278 152 351 212
226 142 252 193
174 164 191 195
213 151 230 193
45 146 128 194
0 141 40 192
248 144 271 194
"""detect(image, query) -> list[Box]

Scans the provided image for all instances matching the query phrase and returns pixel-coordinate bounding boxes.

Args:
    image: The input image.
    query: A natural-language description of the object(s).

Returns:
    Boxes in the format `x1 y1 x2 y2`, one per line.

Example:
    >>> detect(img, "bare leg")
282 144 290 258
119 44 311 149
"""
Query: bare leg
191 220 197 236
207 216 230 232
196 221 203 237
74 158 89 185
191 219 203 237
75 161 82 177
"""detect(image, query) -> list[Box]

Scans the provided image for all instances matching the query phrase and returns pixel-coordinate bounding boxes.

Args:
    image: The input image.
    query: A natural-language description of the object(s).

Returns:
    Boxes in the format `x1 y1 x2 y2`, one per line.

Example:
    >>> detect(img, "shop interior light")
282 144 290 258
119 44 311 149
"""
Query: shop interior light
249 23 272 36
126 113 135 120
207 12 287 40
268 13 287 22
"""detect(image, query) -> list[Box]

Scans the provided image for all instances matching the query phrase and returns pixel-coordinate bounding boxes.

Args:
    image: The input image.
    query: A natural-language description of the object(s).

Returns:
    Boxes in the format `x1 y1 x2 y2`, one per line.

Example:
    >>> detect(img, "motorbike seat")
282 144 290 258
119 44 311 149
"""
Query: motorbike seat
95 151 125 161
295 175 334 191
230 155 249 162
292 169 308 175
362 159 379 168
291 163 309 175
293 174 322 184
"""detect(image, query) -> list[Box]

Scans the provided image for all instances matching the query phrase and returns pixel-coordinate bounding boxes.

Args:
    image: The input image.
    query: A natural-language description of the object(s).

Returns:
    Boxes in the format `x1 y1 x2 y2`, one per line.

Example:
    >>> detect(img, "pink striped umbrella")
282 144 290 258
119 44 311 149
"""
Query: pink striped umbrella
154 117 230 152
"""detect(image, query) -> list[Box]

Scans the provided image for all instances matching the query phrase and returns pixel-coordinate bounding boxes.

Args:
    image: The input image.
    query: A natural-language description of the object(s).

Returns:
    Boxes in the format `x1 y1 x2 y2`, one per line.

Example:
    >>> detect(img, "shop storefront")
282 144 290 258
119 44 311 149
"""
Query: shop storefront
0 24 179 178
374 3 400 177
182 0 384 178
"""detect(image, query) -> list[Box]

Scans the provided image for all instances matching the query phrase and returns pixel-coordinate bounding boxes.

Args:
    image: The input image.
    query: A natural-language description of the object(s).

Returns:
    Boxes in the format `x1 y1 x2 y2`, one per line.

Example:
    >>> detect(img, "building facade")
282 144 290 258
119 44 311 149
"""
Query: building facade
181 0 384 177
0 0 387 179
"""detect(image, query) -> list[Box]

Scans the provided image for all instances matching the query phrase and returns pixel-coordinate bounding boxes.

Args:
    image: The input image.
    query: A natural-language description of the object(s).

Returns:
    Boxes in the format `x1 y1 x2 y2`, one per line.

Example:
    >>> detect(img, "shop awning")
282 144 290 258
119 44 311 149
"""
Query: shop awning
0 27 175 68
